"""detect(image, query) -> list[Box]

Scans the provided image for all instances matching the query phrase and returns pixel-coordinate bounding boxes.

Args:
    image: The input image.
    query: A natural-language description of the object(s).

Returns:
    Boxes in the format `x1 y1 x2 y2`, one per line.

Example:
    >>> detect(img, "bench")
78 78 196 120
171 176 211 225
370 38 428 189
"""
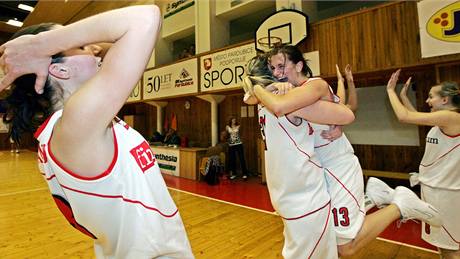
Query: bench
362 170 410 180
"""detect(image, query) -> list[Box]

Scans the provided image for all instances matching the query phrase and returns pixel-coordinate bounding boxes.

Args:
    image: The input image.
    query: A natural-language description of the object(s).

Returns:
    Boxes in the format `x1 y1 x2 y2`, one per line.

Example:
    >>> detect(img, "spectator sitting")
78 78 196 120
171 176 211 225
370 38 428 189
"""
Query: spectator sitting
150 131 164 144
163 128 180 146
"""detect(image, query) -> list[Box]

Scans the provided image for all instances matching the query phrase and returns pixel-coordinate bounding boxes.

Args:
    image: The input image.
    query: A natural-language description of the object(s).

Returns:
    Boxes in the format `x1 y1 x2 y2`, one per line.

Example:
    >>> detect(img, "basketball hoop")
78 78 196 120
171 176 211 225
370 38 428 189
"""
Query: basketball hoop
257 36 282 51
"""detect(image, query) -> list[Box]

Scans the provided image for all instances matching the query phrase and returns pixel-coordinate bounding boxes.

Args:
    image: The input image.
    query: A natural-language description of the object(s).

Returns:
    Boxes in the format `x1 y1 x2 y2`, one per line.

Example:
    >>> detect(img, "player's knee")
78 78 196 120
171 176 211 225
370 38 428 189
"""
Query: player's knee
338 243 358 257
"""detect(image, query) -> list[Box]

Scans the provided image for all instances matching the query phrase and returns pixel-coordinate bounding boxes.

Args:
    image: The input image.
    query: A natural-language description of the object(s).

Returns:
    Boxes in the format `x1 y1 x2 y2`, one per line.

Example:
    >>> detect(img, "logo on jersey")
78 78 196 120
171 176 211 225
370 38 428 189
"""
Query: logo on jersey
38 144 47 163
427 137 439 144
130 141 156 173
426 1 460 42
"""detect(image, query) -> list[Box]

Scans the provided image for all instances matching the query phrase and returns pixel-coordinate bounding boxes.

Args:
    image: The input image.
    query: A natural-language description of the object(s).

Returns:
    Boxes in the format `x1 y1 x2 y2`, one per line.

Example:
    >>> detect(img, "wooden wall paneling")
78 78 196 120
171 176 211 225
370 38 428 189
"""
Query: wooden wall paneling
144 103 158 140
163 97 211 148
302 1 460 77
437 63 460 83
353 145 422 173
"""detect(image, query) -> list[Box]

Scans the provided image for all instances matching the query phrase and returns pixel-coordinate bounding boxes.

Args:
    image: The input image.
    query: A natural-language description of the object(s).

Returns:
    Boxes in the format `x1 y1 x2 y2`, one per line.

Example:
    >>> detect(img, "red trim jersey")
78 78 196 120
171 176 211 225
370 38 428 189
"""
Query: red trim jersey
419 126 460 190
35 110 193 258
258 106 330 219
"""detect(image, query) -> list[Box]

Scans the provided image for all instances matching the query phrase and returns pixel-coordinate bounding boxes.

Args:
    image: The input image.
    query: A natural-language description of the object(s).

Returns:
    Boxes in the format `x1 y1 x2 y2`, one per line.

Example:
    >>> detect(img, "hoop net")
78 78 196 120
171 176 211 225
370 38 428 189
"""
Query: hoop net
257 36 282 51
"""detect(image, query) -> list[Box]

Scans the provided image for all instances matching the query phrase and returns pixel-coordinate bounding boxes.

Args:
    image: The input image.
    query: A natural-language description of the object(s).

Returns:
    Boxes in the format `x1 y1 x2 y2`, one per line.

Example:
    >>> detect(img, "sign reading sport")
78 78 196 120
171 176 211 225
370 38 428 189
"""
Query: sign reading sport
200 43 256 92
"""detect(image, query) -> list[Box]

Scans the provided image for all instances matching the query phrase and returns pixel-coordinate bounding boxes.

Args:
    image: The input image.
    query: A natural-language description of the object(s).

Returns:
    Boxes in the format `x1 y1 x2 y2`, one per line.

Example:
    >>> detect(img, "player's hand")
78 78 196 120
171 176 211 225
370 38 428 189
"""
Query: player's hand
386 69 401 92
0 34 51 94
243 76 255 96
399 77 412 98
335 64 344 82
344 64 353 81
320 125 343 141
265 82 294 95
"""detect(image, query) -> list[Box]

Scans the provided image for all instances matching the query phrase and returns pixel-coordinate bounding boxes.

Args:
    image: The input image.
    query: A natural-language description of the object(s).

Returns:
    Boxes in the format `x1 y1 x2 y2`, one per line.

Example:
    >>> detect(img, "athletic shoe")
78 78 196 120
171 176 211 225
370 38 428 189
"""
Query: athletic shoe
242 175 248 180
364 195 375 213
229 175 237 180
365 177 395 209
392 186 442 227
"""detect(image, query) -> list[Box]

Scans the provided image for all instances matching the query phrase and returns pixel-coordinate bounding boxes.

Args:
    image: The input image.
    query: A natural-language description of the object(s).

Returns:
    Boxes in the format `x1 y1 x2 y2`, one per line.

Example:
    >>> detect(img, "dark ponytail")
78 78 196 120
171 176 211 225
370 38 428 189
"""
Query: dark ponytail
268 45 313 78
2 23 63 143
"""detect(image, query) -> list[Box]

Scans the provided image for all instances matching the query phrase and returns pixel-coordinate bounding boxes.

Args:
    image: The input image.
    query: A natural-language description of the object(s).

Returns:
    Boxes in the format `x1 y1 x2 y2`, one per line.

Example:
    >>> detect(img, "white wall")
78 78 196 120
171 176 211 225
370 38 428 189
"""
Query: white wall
345 84 420 146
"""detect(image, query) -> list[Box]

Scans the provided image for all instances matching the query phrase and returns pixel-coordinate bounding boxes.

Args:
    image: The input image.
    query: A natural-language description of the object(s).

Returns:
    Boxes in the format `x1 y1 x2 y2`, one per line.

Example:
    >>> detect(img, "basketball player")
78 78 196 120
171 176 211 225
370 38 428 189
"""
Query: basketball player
244 48 441 257
244 53 355 259
386 69 460 259
336 64 358 112
0 6 193 258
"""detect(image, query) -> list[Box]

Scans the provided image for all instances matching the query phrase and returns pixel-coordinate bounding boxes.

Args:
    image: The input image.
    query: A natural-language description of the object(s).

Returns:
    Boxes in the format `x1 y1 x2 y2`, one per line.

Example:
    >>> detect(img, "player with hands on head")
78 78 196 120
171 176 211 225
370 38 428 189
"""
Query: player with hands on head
386 69 460 259
0 5 193 259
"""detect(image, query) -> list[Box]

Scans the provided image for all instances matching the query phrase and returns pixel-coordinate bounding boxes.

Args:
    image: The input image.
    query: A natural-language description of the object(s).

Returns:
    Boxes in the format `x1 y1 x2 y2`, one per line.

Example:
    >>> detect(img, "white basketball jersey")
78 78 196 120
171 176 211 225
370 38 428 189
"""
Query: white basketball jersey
258 106 329 219
310 79 354 165
35 110 193 258
419 126 460 190
313 123 354 165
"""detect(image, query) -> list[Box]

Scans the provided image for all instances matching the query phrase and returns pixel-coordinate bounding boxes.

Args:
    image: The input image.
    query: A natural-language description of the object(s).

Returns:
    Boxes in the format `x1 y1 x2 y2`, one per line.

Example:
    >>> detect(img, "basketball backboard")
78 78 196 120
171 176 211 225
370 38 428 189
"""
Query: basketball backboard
255 9 309 52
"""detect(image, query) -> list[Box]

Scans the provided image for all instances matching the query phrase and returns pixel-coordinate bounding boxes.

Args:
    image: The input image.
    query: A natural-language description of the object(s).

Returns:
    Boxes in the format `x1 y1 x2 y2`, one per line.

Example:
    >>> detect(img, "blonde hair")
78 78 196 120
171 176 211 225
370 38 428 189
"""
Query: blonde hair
437 81 460 111
243 55 277 91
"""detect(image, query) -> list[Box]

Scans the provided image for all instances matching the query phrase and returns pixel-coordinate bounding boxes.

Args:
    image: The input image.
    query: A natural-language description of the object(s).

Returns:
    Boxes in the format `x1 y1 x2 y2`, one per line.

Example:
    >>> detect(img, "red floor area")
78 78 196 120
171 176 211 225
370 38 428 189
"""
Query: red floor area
163 174 437 252
163 174 274 212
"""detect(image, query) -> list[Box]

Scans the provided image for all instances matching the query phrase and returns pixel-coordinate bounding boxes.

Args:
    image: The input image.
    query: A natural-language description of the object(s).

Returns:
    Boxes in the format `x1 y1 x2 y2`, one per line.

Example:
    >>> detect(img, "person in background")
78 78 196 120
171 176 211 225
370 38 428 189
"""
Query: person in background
9 135 19 153
150 131 164 143
226 116 249 180
336 64 358 112
386 70 460 259
0 5 193 258
163 127 180 146
3 114 20 153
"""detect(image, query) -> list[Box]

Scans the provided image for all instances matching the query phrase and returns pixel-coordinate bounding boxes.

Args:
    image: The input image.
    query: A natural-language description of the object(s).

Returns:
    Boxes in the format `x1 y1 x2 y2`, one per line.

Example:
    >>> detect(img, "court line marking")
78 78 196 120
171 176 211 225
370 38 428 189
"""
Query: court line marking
376 237 438 254
168 187 439 254
168 187 278 216
0 187 48 197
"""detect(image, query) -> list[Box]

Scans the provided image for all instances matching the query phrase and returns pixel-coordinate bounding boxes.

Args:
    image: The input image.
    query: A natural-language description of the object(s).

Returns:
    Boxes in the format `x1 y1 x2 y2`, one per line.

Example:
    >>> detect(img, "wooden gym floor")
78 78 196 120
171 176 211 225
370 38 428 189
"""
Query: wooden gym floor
0 150 439 258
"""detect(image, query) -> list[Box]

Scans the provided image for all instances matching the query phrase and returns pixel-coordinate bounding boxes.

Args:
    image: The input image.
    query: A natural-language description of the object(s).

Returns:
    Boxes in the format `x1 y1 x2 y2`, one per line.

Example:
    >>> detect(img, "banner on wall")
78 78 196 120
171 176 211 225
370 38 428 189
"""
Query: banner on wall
418 0 460 58
143 58 198 100
200 44 321 92
126 81 141 103
150 147 180 177
163 0 195 19
200 43 256 92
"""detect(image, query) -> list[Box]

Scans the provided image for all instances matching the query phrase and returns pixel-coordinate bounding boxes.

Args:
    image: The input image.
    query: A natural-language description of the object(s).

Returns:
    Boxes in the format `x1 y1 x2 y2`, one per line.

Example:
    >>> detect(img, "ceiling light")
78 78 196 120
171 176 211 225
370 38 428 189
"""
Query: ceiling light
18 4 34 12
7 19 23 27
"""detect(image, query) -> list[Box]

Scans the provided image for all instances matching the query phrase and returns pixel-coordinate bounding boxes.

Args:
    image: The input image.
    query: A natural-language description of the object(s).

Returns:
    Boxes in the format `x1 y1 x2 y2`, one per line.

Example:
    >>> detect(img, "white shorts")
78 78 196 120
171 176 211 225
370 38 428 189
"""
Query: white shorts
421 184 460 250
323 154 365 245
281 200 338 259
